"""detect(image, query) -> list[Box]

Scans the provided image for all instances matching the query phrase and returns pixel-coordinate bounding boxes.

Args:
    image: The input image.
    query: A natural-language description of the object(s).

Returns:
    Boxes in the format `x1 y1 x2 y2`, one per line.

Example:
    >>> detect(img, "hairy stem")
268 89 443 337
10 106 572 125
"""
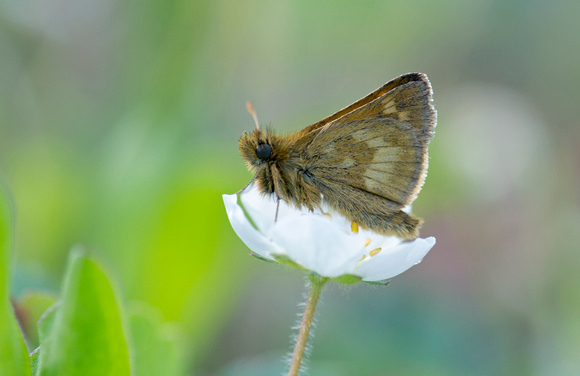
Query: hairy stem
288 274 327 376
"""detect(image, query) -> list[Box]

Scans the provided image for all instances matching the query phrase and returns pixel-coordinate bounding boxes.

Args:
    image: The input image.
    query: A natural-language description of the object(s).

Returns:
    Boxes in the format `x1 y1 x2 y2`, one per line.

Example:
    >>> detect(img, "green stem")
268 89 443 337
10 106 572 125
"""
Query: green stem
288 274 327 376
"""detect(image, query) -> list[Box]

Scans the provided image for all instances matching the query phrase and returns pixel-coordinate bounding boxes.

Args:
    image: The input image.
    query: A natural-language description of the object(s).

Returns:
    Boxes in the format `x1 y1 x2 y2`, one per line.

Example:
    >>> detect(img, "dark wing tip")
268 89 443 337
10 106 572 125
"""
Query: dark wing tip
399 73 437 133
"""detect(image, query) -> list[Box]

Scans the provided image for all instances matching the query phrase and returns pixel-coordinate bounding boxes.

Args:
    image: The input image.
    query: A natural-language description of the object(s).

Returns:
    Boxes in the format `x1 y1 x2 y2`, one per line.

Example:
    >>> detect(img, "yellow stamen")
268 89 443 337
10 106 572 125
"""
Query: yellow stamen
323 213 332 219
351 221 359 233
369 247 382 257
364 238 371 247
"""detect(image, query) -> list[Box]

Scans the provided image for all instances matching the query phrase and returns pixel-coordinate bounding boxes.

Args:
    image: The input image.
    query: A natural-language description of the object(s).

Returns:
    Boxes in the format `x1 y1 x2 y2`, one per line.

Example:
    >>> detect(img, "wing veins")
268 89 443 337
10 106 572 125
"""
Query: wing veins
361 172 408 195
365 166 415 178
314 167 408 195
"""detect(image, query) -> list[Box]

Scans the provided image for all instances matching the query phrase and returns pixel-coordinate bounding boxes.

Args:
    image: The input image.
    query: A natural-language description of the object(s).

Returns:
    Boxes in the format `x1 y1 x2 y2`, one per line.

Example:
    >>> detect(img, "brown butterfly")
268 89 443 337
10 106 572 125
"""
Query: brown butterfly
239 73 436 240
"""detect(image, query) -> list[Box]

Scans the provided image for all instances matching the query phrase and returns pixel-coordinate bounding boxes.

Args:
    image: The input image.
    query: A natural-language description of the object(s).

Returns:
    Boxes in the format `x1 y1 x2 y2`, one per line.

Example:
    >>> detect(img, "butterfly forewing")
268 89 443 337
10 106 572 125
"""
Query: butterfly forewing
303 75 435 207
298 73 432 136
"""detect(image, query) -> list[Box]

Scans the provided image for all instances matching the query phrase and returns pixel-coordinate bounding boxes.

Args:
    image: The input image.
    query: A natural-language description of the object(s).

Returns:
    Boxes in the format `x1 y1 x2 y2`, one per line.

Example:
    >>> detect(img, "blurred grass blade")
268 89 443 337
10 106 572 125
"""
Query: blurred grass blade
37 248 131 376
0 185 32 376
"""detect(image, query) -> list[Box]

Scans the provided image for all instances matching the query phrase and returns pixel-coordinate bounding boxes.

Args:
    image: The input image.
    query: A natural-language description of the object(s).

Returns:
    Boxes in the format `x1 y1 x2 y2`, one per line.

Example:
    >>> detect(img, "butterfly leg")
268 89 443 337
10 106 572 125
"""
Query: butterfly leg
274 197 281 223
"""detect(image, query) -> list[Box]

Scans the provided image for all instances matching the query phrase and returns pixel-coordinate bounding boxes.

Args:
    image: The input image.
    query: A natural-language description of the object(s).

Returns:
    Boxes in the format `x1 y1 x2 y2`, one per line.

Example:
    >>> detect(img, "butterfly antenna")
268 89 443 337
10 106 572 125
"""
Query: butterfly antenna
246 101 261 131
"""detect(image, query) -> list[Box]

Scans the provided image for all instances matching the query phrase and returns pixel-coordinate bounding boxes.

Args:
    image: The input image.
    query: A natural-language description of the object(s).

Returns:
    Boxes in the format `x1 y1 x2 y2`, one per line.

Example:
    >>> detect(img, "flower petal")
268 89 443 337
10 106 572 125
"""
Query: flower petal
237 186 315 232
224 185 436 284
355 237 436 281
222 193 281 260
269 214 366 278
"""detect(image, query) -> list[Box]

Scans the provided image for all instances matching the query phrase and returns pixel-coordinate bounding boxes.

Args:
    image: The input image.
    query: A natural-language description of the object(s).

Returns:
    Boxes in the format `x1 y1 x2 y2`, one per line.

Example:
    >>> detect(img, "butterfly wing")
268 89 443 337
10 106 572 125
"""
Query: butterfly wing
296 73 433 136
302 73 436 208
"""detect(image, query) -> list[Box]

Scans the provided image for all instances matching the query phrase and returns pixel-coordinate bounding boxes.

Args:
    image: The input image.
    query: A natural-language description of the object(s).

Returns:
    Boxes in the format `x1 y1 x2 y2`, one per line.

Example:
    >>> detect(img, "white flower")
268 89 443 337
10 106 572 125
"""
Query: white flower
223 184 435 284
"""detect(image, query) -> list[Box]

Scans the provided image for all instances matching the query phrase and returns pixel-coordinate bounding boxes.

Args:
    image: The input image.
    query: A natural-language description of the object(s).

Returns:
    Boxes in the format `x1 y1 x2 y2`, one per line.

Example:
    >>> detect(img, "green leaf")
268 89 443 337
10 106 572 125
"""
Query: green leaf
331 274 363 285
249 252 277 263
17 292 58 350
37 248 131 376
0 184 32 376
127 301 185 376
272 254 308 271
362 279 391 286
35 303 58 376
30 348 40 376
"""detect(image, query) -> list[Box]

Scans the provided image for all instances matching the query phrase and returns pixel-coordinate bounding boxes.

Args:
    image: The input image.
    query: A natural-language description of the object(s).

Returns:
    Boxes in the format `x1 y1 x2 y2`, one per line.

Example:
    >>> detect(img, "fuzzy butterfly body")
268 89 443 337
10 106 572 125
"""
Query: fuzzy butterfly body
239 73 436 240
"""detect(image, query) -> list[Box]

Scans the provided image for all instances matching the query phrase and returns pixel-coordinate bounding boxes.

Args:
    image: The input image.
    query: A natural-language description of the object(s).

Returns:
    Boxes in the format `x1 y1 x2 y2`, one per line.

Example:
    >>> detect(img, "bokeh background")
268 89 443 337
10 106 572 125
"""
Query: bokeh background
2 0 580 375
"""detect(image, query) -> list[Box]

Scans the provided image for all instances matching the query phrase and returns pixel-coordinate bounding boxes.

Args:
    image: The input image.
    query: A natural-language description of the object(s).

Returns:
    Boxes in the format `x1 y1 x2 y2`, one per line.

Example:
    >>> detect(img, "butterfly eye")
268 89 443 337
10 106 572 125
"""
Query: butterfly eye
256 143 272 160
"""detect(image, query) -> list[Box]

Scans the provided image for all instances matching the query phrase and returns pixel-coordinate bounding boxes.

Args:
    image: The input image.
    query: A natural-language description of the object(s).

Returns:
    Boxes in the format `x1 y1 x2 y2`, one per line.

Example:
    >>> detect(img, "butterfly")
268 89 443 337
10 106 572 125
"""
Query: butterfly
239 73 436 240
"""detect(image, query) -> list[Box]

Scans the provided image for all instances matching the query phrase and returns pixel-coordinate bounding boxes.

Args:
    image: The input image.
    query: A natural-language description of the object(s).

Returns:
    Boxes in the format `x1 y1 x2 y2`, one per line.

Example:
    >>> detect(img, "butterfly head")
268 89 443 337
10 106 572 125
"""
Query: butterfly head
239 127 294 172
239 128 273 169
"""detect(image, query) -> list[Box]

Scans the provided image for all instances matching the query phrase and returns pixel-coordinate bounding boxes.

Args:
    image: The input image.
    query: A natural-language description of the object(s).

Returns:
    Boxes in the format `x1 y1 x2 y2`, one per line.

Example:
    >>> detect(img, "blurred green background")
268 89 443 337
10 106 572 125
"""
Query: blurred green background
2 0 580 374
